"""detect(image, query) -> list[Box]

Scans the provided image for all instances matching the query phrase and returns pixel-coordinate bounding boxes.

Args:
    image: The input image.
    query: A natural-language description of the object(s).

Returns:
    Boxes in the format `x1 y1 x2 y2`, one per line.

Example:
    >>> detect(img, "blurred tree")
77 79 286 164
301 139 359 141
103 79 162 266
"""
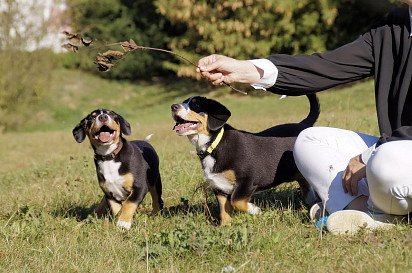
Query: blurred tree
66 0 399 80
327 0 396 49
155 0 342 79
155 0 400 79
66 0 184 79
0 0 53 132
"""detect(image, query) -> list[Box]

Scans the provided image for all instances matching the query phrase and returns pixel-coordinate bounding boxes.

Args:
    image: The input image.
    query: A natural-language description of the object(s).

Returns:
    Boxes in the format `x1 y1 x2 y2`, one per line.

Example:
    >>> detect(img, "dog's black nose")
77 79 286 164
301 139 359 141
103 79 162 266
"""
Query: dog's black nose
98 114 108 122
171 104 180 111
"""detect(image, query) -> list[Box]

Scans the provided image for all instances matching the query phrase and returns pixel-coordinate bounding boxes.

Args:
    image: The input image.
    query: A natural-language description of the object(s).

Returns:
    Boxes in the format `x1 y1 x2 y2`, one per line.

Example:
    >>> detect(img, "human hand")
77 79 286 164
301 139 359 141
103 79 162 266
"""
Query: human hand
342 154 366 196
197 54 263 85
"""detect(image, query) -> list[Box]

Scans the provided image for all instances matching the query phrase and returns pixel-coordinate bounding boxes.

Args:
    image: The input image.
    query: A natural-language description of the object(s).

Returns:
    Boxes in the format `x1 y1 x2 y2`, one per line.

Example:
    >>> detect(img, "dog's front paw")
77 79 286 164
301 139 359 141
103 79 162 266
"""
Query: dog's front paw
247 203 261 215
117 220 132 230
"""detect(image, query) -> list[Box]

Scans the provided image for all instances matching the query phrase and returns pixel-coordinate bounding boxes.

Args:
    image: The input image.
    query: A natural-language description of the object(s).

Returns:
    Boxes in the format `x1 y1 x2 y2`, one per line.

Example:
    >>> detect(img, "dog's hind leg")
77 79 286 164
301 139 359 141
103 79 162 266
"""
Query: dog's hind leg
149 176 164 214
231 198 261 215
230 185 261 215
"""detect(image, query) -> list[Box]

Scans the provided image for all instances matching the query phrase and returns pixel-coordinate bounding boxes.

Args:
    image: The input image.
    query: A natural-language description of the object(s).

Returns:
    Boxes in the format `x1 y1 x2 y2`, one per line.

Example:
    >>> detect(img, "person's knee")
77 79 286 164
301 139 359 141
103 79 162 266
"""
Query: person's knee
367 141 412 214
294 127 319 156
296 127 319 142
367 144 394 187
367 141 407 187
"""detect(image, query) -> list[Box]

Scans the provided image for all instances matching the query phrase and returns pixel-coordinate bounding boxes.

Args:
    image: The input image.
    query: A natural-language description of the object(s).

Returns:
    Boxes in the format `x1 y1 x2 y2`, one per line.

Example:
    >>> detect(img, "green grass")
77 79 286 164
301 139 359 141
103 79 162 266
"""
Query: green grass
0 69 409 272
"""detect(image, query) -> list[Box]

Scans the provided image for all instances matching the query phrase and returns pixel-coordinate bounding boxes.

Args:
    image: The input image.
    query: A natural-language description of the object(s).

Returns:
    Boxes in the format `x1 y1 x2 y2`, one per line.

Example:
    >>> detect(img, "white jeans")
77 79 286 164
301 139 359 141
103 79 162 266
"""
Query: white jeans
293 127 412 215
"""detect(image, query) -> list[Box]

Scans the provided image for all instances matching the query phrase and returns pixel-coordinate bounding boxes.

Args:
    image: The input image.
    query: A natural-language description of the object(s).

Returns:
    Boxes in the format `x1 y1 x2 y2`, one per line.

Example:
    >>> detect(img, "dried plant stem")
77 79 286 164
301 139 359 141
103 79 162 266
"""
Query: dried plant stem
105 42 248 95
187 183 212 221
63 32 248 94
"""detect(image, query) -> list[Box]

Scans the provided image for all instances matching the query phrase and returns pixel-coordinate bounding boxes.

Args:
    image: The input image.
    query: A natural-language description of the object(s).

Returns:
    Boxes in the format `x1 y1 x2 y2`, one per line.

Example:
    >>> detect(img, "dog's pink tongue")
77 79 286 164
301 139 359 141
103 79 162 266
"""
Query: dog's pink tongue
98 132 112 142
174 123 189 132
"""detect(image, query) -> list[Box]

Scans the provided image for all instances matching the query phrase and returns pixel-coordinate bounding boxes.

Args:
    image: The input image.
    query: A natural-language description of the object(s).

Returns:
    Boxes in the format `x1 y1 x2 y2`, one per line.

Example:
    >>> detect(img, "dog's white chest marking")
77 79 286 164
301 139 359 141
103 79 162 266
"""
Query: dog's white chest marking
98 160 128 201
202 155 234 194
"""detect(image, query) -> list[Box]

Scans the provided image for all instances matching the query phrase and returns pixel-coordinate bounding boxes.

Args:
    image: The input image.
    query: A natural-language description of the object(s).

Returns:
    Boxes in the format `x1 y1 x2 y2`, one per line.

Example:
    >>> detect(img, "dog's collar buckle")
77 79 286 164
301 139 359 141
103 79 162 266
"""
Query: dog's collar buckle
197 150 208 160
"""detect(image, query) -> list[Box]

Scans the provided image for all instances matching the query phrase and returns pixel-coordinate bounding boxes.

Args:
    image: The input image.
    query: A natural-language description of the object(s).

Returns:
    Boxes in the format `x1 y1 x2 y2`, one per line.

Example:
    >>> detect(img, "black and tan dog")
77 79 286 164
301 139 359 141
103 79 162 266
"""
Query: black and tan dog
73 109 163 230
171 95 319 226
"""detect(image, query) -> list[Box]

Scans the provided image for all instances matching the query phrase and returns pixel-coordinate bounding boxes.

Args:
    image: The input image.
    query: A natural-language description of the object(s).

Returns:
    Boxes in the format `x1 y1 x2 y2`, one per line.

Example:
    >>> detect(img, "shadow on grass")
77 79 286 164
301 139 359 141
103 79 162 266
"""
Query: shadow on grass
48 184 307 225
162 185 309 226
251 185 308 212
161 197 220 226
50 204 97 221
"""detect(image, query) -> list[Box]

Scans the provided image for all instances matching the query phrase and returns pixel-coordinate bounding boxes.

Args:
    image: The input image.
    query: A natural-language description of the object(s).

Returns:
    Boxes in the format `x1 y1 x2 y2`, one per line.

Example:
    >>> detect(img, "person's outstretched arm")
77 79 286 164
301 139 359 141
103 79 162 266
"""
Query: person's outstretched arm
197 55 263 85
197 32 374 96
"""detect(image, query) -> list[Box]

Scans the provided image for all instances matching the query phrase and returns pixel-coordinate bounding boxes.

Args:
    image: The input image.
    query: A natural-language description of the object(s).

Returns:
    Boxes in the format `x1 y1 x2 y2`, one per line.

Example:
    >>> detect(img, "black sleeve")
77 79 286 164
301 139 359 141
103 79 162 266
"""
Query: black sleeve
266 33 375 96
377 127 412 146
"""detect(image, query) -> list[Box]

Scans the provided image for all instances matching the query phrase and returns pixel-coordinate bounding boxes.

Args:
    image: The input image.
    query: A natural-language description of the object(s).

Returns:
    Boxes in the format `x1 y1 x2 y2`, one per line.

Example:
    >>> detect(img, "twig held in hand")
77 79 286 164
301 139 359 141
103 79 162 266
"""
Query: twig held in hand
62 33 247 94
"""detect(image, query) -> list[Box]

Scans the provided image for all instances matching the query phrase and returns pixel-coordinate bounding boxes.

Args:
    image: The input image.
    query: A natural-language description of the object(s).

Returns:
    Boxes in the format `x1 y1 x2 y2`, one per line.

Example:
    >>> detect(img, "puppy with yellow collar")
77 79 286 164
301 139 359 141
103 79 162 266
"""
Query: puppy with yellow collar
171 95 319 226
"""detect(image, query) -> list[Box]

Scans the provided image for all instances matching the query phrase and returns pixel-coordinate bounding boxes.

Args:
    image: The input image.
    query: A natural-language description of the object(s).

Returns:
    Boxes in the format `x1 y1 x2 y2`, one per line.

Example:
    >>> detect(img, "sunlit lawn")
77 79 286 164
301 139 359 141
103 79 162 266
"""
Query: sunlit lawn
1 70 409 272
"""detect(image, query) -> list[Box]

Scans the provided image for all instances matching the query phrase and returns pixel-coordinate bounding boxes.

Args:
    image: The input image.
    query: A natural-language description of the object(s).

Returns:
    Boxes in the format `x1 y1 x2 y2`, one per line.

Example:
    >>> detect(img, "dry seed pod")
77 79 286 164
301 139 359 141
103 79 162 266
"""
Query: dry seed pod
62 31 83 45
61 32 247 93
95 59 114 72
62 43 79 53
120 39 138 52
81 37 93 46
120 41 133 52
101 50 124 57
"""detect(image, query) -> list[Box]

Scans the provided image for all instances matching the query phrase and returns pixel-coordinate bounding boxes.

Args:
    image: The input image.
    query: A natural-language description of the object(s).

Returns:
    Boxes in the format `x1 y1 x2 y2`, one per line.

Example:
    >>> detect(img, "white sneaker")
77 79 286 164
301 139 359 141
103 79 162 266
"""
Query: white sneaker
326 210 395 235
309 202 329 221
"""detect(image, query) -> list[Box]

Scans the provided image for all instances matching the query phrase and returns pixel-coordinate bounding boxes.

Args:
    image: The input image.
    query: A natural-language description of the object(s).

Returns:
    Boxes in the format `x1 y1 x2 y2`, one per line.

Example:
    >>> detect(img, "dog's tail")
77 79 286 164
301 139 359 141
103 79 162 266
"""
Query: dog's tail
300 93 320 126
144 134 153 142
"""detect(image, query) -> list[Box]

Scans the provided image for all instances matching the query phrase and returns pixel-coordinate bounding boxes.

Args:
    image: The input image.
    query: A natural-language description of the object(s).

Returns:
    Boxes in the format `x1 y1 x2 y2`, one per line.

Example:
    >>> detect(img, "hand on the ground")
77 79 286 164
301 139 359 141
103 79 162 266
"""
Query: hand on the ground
197 54 262 85
342 154 366 196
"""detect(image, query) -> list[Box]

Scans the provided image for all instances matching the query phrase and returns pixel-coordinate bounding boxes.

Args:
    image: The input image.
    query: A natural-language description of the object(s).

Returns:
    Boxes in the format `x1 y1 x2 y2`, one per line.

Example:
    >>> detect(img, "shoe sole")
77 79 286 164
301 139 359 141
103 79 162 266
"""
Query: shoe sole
326 210 394 235
309 202 328 221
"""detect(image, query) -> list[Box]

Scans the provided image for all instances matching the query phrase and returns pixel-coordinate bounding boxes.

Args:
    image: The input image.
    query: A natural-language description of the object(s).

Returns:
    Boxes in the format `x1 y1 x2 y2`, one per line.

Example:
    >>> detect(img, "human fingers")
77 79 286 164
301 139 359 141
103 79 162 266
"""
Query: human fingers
206 72 225 85
342 158 358 195
342 165 351 194
198 69 223 83
198 54 220 72
349 173 359 196
342 168 359 196
342 155 365 196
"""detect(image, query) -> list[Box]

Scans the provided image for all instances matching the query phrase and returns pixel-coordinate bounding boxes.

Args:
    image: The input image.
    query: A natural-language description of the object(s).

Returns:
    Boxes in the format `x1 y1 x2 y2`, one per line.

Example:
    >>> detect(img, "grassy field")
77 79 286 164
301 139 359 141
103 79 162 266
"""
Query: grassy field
1 69 410 272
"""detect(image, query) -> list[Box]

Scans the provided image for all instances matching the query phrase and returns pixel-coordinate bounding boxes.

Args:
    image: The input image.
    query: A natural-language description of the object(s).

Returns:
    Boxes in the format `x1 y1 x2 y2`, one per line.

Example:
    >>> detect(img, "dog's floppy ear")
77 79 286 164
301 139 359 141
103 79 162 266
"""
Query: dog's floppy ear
205 99 231 131
118 114 131 136
73 119 86 143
